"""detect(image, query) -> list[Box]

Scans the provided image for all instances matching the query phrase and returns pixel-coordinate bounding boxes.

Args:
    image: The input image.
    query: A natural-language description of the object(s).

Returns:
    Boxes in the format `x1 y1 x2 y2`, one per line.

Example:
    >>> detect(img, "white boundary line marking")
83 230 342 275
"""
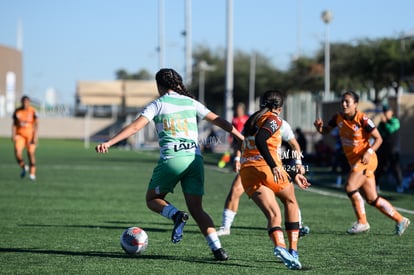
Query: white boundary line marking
2 162 414 215
304 187 414 215
208 165 414 215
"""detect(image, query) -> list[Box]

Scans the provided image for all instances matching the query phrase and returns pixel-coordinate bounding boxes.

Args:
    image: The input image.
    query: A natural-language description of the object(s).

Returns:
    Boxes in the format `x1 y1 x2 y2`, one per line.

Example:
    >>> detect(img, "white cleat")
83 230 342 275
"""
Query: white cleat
396 218 410 236
217 227 230 236
274 246 302 270
347 222 370 234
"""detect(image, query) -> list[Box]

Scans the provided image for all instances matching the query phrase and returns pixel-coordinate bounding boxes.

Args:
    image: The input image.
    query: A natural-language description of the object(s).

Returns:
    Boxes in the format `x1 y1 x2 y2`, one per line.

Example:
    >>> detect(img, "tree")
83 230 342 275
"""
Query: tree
285 56 324 92
115 69 152 80
114 36 414 111
315 38 414 103
190 46 283 115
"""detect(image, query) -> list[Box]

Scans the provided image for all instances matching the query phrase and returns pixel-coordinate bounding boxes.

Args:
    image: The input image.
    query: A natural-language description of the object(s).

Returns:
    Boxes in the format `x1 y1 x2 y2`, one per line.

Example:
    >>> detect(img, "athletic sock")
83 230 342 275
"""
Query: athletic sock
269 227 286 248
222 208 236 228
350 192 368 224
206 232 222 251
30 165 36 176
160 204 178 219
285 222 300 251
286 230 299 251
374 197 403 222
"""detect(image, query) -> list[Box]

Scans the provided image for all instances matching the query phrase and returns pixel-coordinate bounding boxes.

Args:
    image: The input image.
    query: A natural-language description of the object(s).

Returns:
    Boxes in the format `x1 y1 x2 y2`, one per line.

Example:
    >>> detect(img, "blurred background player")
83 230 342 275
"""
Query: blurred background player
375 105 404 193
218 102 249 168
294 127 307 159
231 102 249 150
217 118 310 238
239 90 310 270
314 91 410 236
12 95 38 181
96 68 243 261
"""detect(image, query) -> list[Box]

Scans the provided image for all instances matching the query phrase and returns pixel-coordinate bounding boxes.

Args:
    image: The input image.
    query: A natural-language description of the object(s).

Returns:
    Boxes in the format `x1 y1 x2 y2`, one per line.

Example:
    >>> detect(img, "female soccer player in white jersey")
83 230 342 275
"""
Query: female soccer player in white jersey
96 68 243 260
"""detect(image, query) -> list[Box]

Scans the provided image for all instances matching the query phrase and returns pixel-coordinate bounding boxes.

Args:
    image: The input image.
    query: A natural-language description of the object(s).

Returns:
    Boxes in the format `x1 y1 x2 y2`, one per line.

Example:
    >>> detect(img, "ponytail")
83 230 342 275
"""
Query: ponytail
243 89 284 136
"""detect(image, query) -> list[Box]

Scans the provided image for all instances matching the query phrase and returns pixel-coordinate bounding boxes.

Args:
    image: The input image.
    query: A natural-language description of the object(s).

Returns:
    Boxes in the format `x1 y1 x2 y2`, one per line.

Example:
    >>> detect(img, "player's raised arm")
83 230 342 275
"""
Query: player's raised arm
205 112 244 142
95 115 150 153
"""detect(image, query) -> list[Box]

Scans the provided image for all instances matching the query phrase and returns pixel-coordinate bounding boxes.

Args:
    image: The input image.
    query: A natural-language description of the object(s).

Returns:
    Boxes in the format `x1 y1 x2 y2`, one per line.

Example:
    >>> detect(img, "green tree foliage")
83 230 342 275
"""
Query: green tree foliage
190 46 284 114
285 56 324 92
315 38 414 102
115 36 414 111
115 69 152 80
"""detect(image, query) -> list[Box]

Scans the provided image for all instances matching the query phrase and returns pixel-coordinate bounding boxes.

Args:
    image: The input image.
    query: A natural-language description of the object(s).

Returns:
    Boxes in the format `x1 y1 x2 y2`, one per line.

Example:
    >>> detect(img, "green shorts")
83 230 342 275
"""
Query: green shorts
148 155 204 195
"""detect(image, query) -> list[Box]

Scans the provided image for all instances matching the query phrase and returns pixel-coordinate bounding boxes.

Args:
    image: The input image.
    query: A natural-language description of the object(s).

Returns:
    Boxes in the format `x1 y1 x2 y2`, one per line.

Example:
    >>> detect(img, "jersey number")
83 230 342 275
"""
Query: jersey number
163 118 189 136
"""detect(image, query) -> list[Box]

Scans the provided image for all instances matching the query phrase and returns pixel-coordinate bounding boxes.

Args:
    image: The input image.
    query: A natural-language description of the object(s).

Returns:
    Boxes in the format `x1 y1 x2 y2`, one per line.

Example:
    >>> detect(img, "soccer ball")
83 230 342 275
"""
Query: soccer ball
120 227 148 255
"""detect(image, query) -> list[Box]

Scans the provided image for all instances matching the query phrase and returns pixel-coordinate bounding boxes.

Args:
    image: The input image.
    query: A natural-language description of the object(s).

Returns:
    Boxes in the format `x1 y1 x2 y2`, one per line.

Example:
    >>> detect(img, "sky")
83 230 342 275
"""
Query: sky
1 0 413 105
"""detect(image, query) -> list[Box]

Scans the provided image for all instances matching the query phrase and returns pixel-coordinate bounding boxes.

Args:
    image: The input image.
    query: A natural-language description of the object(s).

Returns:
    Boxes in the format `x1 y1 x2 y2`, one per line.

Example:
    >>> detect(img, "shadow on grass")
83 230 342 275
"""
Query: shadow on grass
0 247 253 267
18 222 236 236
18 223 167 233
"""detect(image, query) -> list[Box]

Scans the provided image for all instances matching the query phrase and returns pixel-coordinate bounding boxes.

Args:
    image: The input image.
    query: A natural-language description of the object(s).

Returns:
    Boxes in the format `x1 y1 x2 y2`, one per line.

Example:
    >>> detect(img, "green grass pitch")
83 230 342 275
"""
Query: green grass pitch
1 138 413 274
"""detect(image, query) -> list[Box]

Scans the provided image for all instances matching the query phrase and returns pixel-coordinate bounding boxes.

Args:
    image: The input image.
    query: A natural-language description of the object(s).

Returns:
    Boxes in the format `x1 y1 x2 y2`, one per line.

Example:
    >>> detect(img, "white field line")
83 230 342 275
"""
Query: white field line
304 187 414 215
0 163 131 171
2 162 414 215
207 165 414 215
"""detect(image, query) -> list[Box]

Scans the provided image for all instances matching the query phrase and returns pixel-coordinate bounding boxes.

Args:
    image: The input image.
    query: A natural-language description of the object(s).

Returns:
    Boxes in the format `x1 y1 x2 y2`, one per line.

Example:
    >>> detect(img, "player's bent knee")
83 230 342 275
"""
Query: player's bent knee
367 196 379 206
346 190 359 198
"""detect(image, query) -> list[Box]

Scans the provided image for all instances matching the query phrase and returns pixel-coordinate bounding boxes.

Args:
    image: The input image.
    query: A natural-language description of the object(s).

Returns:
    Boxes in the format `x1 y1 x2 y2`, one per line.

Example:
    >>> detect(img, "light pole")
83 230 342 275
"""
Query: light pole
225 0 234 123
248 52 256 115
183 0 192 85
158 0 165 68
198 60 216 105
321 10 333 101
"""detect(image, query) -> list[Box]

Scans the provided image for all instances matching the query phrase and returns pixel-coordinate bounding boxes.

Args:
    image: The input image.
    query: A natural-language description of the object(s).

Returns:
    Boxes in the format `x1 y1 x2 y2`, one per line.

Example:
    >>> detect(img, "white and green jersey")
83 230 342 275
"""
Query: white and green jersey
281 119 294 142
140 91 211 159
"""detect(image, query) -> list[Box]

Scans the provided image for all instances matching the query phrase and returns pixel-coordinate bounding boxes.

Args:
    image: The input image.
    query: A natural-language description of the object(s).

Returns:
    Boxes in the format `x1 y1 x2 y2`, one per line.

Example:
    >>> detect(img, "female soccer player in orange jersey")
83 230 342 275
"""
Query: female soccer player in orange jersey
239 90 310 270
217 119 309 238
12 96 38 181
314 91 410 236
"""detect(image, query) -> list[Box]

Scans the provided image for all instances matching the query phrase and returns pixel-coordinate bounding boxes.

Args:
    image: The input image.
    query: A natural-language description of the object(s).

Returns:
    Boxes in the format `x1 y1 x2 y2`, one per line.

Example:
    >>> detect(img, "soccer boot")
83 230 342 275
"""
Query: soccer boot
20 165 28 178
212 248 229 261
274 246 302 270
217 226 231 236
299 226 310 238
347 222 370 234
289 249 299 261
396 217 410 236
171 211 189 243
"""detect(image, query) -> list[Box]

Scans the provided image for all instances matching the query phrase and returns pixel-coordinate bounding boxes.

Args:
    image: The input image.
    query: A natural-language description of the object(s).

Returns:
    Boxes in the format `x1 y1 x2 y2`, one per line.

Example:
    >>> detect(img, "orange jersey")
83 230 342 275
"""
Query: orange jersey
328 111 375 165
241 111 283 168
13 106 38 138
240 111 291 197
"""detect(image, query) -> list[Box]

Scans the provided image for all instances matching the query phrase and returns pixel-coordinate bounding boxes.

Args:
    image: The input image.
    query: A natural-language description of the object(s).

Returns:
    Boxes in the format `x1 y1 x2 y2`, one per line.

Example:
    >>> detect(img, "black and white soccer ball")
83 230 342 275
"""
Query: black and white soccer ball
120 227 148 255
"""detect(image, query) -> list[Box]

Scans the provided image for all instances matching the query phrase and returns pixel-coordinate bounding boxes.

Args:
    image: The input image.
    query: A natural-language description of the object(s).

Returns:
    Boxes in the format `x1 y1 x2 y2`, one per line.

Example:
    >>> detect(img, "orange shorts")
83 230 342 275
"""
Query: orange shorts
350 152 378 178
240 165 291 197
14 134 36 153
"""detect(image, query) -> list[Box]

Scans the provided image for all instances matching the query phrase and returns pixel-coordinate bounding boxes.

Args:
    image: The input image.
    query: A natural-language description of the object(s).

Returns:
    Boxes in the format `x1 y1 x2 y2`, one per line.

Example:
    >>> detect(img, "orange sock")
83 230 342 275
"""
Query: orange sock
286 229 299 251
349 192 368 224
374 197 403 222
269 227 286 248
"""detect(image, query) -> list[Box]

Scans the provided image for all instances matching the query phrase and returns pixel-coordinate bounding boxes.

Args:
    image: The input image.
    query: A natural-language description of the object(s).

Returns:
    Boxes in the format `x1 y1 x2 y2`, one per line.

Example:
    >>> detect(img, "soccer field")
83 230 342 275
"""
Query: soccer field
1 138 413 274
